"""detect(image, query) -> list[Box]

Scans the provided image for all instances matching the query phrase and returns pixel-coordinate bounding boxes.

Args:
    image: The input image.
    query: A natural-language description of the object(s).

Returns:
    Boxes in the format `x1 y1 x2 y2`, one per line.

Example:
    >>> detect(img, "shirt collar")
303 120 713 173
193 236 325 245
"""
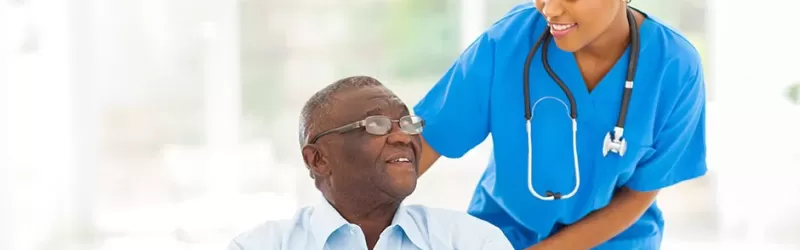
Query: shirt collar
391 205 428 250
309 201 428 250
309 200 349 249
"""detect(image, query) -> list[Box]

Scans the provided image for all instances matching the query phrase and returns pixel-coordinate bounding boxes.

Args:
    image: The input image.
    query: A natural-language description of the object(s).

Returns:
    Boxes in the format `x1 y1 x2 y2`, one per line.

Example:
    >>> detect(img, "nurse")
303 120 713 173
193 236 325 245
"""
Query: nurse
414 1 707 250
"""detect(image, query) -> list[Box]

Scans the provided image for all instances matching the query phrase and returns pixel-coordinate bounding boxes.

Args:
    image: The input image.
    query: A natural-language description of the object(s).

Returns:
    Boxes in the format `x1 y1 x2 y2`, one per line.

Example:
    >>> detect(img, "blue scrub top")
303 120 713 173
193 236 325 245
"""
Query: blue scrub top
413 3 707 250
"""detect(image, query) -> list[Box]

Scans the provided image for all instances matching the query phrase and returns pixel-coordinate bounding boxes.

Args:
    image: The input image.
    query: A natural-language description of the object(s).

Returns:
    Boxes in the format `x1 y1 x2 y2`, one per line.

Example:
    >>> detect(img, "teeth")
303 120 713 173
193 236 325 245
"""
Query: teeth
391 158 410 163
551 23 575 31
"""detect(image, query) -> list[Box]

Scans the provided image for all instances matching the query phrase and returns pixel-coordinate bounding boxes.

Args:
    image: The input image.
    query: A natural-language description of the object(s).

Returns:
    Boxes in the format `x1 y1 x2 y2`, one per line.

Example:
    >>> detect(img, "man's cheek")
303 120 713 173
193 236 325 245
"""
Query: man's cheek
340 142 374 163
362 141 385 163
413 137 422 151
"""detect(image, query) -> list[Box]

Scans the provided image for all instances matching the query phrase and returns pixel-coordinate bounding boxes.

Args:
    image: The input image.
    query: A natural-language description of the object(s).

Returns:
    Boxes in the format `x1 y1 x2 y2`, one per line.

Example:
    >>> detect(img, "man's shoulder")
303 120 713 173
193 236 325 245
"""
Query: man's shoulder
404 205 512 249
404 204 502 232
228 207 313 249
231 220 293 241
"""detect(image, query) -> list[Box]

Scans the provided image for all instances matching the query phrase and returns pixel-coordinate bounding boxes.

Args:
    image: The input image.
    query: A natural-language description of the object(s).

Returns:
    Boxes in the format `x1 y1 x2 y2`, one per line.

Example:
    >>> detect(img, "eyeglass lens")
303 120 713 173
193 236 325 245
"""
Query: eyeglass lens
364 116 423 136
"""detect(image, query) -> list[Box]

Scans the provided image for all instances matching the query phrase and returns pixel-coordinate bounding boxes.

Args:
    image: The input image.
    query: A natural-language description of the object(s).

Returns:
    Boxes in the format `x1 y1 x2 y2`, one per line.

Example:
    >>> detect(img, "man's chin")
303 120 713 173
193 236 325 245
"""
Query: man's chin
388 180 417 198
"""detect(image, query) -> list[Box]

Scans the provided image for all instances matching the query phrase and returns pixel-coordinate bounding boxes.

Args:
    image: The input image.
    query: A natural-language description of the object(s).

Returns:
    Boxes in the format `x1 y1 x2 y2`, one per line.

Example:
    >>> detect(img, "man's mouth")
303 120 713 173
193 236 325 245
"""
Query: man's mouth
387 157 412 164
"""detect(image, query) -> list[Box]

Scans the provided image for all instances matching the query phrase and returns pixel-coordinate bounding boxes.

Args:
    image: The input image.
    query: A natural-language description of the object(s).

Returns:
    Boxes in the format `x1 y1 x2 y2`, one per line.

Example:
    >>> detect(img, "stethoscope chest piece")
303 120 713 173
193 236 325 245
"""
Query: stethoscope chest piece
602 129 627 157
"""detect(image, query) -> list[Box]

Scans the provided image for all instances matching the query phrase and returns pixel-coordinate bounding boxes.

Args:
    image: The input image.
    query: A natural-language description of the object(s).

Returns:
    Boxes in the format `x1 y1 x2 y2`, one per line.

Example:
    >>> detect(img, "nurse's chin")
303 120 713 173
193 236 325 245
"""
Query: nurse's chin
552 39 586 53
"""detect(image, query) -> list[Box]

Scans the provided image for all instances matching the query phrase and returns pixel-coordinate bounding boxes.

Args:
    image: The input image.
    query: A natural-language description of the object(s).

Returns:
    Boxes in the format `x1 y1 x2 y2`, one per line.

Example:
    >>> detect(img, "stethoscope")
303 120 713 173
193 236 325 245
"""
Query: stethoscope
523 8 640 201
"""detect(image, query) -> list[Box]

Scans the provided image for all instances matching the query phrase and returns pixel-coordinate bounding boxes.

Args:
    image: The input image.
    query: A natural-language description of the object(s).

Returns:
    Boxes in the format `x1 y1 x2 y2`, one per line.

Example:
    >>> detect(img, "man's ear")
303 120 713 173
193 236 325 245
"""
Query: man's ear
301 144 331 178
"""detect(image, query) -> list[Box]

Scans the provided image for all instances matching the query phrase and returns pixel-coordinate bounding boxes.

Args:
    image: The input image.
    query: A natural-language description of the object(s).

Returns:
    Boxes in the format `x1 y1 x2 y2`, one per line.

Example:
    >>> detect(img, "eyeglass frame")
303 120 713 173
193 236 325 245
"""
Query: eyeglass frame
306 115 425 145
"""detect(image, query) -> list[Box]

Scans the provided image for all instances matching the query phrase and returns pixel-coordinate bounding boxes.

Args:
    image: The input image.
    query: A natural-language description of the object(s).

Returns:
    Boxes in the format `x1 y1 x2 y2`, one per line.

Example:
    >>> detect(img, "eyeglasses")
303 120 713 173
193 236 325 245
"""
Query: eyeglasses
308 115 425 144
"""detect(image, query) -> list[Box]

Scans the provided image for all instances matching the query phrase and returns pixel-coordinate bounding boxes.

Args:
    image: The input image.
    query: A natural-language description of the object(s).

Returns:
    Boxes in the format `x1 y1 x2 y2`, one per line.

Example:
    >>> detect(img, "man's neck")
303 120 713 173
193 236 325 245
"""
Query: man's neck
575 5 635 61
326 194 403 249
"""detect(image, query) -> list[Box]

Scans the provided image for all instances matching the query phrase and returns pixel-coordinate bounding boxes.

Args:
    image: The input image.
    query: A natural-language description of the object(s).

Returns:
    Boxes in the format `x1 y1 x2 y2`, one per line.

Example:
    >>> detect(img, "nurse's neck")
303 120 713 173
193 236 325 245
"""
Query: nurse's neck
575 5 645 61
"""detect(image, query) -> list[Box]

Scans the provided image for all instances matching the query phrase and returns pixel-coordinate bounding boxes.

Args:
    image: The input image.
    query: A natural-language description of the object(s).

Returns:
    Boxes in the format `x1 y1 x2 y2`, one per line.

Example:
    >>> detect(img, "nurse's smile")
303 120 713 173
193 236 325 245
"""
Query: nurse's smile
548 22 576 39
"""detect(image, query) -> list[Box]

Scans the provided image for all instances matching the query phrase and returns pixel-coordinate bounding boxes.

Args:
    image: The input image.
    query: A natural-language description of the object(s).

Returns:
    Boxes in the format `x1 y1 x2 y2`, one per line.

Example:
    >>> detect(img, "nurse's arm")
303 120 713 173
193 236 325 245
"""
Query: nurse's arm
418 137 441 176
414 32 496 176
527 188 658 250
530 62 707 250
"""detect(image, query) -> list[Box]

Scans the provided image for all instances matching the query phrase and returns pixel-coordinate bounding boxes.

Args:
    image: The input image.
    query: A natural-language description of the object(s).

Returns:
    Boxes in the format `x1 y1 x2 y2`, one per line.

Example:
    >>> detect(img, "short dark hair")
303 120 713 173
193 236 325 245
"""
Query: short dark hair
298 76 384 147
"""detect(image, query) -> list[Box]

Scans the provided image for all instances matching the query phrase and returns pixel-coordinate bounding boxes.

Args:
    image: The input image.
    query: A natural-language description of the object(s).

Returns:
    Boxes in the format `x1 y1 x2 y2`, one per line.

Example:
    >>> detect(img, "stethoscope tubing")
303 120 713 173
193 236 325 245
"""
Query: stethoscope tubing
521 8 640 201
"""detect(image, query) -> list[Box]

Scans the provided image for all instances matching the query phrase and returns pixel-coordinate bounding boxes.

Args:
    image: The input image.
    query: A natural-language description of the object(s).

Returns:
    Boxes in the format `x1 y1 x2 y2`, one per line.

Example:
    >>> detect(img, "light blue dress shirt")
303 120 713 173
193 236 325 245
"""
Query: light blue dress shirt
227 201 513 250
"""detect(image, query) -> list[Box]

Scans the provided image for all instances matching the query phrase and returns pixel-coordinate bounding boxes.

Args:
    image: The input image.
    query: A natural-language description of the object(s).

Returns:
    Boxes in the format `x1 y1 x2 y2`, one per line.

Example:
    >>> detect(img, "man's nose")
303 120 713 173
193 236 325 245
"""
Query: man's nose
386 123 412 145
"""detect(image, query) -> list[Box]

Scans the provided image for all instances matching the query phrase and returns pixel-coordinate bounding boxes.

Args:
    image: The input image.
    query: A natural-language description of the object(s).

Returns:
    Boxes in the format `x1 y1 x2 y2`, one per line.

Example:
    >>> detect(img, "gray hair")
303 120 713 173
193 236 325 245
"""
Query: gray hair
298 75 384 147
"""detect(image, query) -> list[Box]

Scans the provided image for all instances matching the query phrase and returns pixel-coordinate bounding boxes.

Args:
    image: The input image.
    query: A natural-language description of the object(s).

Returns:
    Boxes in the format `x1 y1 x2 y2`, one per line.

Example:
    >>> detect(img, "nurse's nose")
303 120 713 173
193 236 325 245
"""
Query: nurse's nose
540 0 565 20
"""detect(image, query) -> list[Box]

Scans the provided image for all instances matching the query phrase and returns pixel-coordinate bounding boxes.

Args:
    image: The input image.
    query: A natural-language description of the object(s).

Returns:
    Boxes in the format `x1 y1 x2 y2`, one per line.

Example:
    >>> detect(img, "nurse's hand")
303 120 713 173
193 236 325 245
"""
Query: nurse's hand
417 136 441 176
524 188 659 250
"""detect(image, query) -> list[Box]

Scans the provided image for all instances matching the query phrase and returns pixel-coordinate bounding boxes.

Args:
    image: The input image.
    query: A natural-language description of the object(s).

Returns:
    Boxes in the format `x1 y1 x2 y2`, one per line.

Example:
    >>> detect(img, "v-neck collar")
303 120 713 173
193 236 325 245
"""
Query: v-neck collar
556 44 630 98
532 12 655 121
549 18 654 99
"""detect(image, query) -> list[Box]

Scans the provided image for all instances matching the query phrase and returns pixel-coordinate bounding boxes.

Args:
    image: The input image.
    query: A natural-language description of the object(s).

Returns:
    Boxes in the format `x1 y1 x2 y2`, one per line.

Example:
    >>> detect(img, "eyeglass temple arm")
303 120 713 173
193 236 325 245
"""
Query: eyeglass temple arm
307 121 364 144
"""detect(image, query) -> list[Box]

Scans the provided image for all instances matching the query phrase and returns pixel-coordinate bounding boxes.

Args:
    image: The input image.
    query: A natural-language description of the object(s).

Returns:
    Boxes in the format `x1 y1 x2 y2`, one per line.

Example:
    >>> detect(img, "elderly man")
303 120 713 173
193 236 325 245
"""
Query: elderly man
228 76 512 250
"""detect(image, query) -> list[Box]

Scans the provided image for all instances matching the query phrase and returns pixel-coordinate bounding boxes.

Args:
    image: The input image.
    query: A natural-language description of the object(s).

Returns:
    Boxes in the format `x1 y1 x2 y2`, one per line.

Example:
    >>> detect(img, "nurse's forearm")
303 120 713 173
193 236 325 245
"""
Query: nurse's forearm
527 187 658 250
417 136 441 176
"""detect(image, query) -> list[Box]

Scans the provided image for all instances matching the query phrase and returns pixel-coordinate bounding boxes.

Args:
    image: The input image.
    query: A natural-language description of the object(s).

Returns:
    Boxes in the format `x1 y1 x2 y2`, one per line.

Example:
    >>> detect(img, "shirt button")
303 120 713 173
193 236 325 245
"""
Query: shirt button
349 228 357 235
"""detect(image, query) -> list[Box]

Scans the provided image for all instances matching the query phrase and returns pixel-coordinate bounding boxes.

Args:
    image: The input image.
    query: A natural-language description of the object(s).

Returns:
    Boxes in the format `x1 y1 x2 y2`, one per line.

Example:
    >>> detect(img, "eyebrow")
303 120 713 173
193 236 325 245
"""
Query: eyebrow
363 100 409 115
365 108 384 116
